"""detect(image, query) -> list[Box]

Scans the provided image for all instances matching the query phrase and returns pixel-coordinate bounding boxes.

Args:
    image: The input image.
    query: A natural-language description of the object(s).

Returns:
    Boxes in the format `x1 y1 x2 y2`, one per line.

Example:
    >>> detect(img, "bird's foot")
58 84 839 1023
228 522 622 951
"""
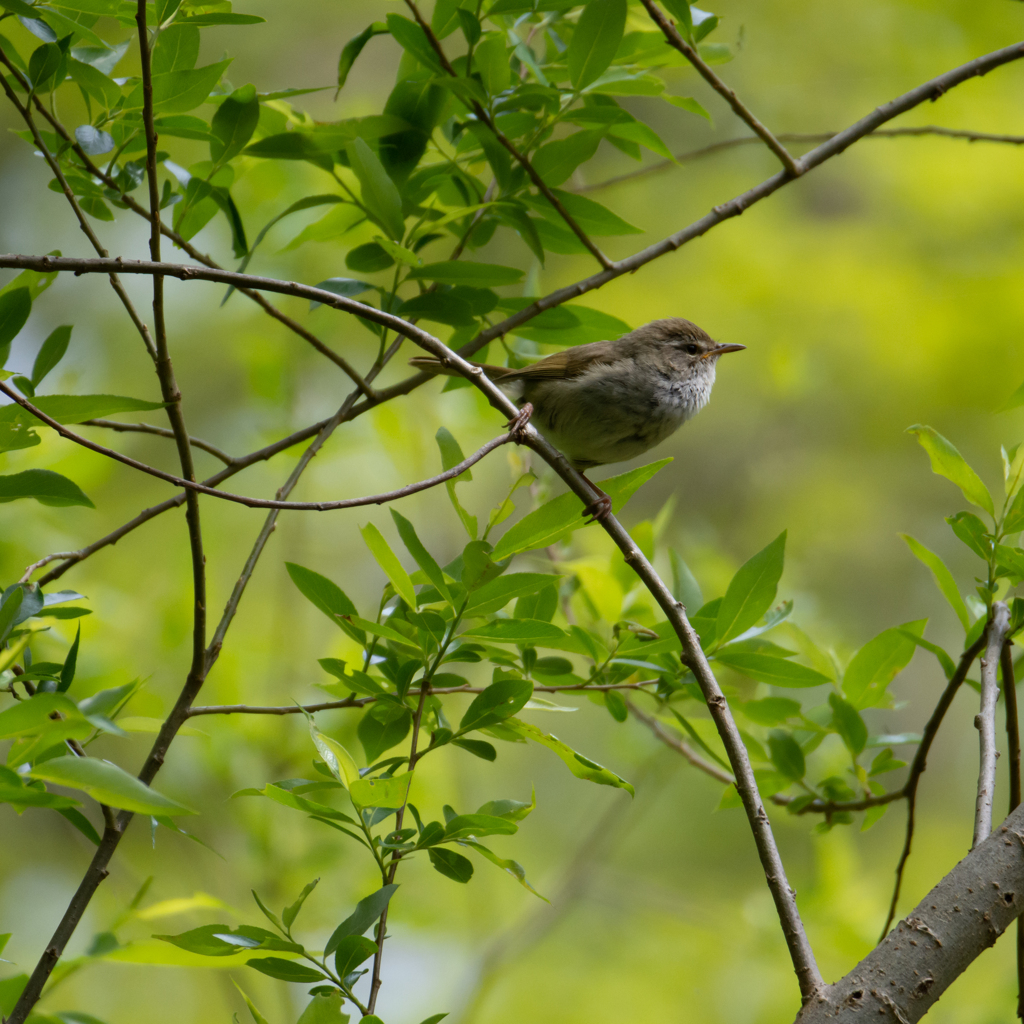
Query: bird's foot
506 402 533 443
581 482 612 524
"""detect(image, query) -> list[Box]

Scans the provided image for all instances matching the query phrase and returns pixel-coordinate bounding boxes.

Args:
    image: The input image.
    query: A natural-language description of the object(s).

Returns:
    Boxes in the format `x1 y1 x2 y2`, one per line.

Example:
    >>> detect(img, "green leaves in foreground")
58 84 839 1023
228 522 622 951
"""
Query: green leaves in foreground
491 458 672 559
713 532 786 647
907 424 994 516
0 469 93 507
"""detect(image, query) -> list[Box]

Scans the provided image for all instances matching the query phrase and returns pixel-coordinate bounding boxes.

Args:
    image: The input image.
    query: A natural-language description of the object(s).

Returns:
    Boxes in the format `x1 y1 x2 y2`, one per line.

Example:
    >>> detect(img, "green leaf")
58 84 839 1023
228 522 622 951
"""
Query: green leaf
29 40 68 93
390 509 452 604
502 718 634 794
68 57 122 108
842 619 927 708
0 692 86 740
307 720 360 789
999 378 1024 413
324 884 399 955
521 189 640 236
347 136 405 240
331 934 377 981
358 704 412 763
246 958 326 983
0 469 94 508
429 847 474 883
308 277 373 311
406 261 523 287
233 983 271 1024
152 24 199 75
360 522 417 609
0 421 41 454
0 287 31 365
738 697 802 727
460 839 545 900
399 293 475 327
464 573 560 617
298 990 351 1024
946 511 993 561
473 31 510 94
663 94 713 122
900 535 970 631
30 325 72 388
385 13 444 73
714 532 786 646
349 772 412 809
712 651 829 688
436 427 478 539
531 129 603 186
568 0 627 90
907 425 994 516
210 83 259 165
29 757 195 815
458 678 533 733
59 624 81 691
896 629 956 681
460 620 565 646
345 242 395 272
829 693 868 756
282 878 319 931
491 459 671 559
285 563 362 641
767 730 804 781
124 59 232 113
337 23 388 94
0 393 165 425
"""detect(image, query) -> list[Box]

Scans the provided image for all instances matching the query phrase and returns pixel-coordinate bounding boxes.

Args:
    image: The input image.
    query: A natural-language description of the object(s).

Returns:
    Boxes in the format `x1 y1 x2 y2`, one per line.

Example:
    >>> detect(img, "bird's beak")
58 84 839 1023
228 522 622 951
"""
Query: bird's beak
704 342 746 359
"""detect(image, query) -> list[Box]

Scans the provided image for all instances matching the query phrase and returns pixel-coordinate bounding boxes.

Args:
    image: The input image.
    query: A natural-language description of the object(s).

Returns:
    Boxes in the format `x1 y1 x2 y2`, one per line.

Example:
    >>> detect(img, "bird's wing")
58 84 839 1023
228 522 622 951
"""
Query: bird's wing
501 340 618 381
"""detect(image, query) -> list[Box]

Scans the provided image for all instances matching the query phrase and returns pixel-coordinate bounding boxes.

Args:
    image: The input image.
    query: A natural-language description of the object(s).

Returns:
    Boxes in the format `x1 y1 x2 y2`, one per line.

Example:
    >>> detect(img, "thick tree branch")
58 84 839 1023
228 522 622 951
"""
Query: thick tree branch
576 126 1024 193
881 637 987 940
402 0 613 270
976 604 1011 847
795 805 1024 1024
639 0 801 176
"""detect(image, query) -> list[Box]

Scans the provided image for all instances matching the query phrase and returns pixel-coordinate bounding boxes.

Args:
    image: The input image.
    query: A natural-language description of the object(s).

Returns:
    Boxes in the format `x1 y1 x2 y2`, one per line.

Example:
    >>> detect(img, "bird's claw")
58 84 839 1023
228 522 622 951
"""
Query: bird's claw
581 493 612 524
506 402 533 443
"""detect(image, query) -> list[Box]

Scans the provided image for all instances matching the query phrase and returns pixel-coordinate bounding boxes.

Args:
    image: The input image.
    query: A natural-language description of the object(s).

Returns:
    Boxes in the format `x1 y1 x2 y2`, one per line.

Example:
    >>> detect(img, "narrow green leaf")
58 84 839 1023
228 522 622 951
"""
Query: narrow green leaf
460 620 565 645
360 523 417 609
464 573 560 616
460 839 545 900
246 958 326 983
712 651 830 688
390 509 452 604
843 619 927 707
285 563 362 641
30 325 72 387
568 0 627 90
491 458 672 559
0 393 165 425
458 678 533 733
332 935 377 980
347 136 405 240
0 469 94 508
210 83 259 165
58 624 81 691
324 884 399 955
828 693 868 756
385 13 444 73
502 718 634 794
767 730 804 780
429 847 474 882
337 22 387 95
663 94 713 122
124 59 232 113
0 287 31 365
715 532 786 645
900 535 970 631
907 424 994 516
29 757 195 815
282 878 319 931
307 720 360 789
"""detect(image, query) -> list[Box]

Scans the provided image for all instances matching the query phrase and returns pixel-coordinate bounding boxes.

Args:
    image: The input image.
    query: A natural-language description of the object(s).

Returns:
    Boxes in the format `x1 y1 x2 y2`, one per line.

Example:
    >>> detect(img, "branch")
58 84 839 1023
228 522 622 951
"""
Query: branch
402 0 613 270
82 419 237 465
795 805 1024 1024
0 379 514 509
629 700 902 815
638 0 801 176
576 126 1024 193
975 603 1011 847
880 636 987 941
31 415 336 586
1003 640 1024 1020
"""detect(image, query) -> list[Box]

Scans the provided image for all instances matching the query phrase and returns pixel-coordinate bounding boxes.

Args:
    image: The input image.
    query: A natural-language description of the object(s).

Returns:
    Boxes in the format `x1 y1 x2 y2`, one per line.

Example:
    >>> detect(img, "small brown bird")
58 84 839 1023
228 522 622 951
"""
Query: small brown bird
411 317 744 518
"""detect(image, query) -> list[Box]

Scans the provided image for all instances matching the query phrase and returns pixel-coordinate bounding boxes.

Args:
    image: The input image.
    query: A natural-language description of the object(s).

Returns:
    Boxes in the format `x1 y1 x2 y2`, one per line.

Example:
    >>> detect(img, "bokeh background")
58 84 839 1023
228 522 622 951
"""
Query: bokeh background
2 1 1024 1022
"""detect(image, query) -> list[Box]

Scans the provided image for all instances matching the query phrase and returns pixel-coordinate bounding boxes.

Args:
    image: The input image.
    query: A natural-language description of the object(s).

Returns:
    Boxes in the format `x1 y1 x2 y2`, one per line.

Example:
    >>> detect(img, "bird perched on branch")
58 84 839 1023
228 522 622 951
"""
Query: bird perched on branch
410 317 744 519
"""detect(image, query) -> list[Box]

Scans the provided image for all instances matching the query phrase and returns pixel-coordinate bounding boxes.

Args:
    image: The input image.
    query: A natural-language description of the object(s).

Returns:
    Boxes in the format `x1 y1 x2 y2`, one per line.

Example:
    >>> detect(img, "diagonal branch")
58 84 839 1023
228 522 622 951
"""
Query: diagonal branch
638 0 801 176
0 380 515 510
975 603 1011 847
402 0 613 270
82 418 237 465
576 126 1024 194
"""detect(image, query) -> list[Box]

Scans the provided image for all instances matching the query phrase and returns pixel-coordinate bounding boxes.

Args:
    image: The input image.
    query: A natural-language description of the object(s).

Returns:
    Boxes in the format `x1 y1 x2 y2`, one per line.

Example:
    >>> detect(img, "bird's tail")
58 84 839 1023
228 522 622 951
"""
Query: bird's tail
409 357 515 381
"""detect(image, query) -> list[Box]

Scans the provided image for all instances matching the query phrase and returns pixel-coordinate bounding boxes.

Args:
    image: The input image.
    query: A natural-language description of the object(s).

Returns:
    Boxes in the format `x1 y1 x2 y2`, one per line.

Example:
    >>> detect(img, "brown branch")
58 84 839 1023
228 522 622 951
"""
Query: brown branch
880 636 987 942
796 805 1024 1024
638 0 801 176
402 0 613 270
0 379 514 509
31 416 335 586
576 127 1024 193
82 418 237 465
628 699 903 815
975 604 1011 847
1002 639 1024 1020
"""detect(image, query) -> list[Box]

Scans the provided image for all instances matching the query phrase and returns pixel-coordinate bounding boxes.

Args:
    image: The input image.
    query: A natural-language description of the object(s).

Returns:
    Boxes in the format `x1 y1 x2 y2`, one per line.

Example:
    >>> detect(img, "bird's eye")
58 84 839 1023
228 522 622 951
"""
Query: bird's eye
684 343 700 355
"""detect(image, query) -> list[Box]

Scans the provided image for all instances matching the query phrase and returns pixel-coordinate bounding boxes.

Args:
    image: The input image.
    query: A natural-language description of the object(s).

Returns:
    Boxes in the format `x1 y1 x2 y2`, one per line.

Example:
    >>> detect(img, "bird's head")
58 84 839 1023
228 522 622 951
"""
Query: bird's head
632 317 746 377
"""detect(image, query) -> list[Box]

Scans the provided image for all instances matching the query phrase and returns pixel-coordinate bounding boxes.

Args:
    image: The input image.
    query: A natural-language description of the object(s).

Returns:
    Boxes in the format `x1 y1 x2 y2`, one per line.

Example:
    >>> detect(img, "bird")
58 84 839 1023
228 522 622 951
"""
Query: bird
410 317 744 520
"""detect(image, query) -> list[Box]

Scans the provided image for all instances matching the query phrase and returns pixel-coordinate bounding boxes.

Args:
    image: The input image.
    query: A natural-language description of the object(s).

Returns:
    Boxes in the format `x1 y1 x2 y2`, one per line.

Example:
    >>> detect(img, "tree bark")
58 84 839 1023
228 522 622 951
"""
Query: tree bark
796 804 1024 1022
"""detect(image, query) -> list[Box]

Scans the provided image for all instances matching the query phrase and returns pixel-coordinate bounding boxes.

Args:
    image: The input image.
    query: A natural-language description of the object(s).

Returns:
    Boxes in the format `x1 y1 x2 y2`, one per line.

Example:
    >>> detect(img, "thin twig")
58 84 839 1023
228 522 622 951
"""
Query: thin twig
974 604 1010 848
628 700 902 815
575 126 1024 193
402 0 613 270
638 0 801 176
0 380 515 510
31 416 336 586
82 419 237 465
879 635 987 941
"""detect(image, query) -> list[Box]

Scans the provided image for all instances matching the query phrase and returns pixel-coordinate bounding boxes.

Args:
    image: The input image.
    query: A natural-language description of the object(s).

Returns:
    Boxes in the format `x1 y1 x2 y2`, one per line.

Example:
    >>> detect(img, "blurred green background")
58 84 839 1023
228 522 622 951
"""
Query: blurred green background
2 1 1024 1022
